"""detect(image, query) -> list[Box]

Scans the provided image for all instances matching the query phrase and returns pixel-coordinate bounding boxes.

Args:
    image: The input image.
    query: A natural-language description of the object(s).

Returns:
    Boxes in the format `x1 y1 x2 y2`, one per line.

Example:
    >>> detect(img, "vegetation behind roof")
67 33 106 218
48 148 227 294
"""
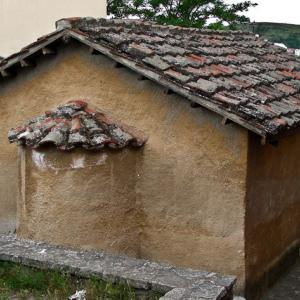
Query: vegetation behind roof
238 22 300 49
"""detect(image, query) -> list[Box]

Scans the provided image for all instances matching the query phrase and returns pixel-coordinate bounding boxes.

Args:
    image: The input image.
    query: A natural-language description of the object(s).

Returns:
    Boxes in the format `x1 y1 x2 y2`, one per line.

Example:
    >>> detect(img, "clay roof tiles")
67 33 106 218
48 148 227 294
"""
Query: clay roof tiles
2 18 300 140
8 100 148 151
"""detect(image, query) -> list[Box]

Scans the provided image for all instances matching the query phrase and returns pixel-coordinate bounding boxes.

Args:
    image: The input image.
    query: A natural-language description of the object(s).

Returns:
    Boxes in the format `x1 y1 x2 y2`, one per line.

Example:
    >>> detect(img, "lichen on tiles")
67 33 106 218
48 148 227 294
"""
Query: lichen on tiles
8 100 148 151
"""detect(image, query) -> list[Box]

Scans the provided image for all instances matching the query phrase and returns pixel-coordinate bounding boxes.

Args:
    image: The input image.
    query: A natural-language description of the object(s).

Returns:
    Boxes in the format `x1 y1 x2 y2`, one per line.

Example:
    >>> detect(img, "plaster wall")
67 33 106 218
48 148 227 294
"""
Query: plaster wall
245 133 300 299
0 42 248 289
18 147 142 257
0 0 106 57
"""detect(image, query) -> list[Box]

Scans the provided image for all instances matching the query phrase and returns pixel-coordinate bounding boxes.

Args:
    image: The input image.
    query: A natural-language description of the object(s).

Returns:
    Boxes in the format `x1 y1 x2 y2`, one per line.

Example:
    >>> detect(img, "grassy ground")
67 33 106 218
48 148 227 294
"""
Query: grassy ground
0 261 161 300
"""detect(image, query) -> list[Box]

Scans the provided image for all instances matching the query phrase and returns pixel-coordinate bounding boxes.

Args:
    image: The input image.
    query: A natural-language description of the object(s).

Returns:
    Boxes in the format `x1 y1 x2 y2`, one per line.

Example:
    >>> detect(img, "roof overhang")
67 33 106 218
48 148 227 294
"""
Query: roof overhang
0 23 296 145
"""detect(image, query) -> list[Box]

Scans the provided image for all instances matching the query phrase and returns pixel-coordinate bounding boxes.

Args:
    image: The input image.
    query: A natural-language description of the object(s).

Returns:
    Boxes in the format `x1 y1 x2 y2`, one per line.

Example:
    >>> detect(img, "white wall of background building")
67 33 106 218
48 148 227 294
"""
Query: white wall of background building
0 0 106 57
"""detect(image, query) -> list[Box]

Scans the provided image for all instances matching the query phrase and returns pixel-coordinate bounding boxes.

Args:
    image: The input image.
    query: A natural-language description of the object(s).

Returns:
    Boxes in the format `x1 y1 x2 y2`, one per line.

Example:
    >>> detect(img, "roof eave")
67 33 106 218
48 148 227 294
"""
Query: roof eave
67 30 267 139
0 28 268 140
0 30 66 73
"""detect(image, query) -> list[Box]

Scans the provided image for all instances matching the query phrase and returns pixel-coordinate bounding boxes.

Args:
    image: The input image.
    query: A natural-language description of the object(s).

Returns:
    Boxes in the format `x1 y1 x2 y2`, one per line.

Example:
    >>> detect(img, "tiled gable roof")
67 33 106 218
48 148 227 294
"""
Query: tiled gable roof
8 100 148 151
2 18 300 141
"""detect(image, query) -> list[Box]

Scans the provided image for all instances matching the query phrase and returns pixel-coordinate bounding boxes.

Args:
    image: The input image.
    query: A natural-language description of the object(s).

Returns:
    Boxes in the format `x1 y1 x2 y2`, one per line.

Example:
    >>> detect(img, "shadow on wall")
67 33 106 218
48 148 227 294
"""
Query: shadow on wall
0 160 17 234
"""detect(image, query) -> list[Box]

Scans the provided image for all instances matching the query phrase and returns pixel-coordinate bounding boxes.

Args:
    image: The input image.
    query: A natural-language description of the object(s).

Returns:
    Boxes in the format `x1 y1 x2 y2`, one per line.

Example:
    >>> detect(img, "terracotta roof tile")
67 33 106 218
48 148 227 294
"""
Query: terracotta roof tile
212 92 242 106
3 17 300 138
164 69 191 83
143 55 170 70
187 54 212 66
188 78 219 95
8 101 148 151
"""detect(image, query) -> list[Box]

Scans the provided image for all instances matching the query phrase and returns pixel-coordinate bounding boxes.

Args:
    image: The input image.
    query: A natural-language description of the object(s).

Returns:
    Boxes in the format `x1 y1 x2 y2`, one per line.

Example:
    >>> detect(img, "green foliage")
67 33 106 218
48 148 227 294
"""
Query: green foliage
238 22 300 49
0 261 162 300
107 0 257 28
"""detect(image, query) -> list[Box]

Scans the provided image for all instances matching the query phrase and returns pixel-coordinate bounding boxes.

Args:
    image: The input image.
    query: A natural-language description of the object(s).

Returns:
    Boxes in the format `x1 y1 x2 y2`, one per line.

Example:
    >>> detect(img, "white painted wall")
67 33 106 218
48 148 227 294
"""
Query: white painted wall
0 0 106 57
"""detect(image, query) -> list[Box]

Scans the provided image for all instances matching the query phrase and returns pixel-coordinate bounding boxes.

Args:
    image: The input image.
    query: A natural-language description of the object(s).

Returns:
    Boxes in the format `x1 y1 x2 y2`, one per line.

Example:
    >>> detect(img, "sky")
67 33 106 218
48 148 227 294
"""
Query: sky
226 0 300 25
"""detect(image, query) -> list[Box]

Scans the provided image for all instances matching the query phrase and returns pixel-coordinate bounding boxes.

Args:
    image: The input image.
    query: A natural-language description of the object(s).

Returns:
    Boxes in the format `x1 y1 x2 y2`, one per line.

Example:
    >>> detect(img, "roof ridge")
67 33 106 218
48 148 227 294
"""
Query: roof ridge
56 17 256 37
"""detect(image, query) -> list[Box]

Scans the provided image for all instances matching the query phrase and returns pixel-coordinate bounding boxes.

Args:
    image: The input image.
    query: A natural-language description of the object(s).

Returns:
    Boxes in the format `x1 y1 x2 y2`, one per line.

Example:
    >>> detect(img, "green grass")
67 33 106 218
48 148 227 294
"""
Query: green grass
0 261 162 300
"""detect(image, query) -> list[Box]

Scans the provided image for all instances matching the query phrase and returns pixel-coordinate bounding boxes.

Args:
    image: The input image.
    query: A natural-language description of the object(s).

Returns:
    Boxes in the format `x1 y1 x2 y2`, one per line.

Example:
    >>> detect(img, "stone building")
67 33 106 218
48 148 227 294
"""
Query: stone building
1 18 300 299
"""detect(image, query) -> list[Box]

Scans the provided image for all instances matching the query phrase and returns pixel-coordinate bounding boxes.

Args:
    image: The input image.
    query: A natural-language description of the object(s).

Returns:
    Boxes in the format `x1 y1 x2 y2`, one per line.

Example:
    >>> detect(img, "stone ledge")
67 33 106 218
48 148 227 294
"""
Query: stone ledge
0 234 235 300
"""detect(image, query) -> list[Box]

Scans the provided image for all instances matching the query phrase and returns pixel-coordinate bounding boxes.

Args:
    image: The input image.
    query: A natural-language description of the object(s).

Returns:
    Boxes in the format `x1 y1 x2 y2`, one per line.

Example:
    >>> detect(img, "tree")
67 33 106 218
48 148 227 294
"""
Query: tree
107 0 257 29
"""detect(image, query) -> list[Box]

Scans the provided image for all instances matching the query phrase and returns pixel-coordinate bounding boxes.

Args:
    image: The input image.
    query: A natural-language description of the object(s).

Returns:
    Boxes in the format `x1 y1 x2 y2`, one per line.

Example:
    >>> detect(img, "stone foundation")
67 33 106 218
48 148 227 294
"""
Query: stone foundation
0 234 236 300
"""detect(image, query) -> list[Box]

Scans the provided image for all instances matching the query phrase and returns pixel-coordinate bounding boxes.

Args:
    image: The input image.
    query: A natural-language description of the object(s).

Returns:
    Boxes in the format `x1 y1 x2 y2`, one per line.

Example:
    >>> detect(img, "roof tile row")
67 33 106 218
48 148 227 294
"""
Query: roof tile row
2 17 300 137
8 101 148 151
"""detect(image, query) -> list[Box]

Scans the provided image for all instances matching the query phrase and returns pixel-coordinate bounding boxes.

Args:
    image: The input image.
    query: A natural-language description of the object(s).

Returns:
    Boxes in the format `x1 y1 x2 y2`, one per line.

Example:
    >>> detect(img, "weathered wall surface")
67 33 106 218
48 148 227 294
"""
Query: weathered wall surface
0 142 17 233
0 42 248 288
18 147 142 257
245 133 300 299
0 0 106 57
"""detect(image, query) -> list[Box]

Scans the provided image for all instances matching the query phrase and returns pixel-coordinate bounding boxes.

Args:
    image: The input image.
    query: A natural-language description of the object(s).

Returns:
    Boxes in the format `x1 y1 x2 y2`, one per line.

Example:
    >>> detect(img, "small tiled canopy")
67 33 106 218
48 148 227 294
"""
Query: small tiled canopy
8 100 148 151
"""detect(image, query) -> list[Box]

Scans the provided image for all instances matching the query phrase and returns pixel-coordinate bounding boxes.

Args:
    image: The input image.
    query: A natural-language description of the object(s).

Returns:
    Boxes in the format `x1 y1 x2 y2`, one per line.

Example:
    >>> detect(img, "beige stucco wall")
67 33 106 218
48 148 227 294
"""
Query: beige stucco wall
0 0 106 57
0 42 248 289
18 147 142 257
